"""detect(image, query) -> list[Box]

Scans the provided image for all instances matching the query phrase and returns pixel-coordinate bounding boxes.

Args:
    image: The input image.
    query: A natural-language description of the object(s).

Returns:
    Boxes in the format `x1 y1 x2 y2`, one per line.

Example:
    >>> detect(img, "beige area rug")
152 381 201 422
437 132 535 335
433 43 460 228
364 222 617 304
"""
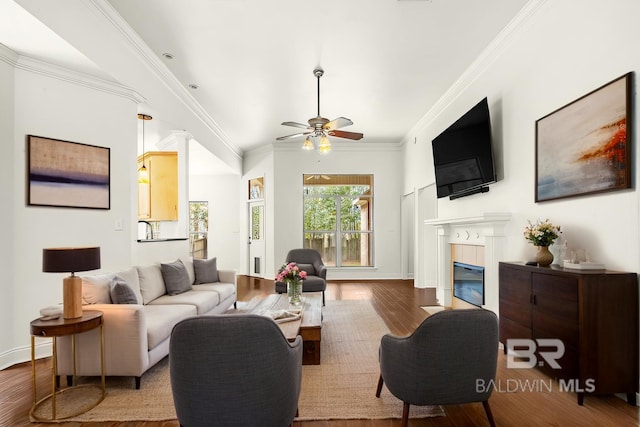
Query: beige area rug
421 305 446 316
33 300 443 422
296 299 443 420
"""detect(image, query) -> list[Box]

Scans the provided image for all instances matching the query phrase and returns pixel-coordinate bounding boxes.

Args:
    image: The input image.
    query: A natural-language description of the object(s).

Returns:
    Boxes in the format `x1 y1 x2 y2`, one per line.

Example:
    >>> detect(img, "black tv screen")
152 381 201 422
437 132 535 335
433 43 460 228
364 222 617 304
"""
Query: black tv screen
432 98 496 199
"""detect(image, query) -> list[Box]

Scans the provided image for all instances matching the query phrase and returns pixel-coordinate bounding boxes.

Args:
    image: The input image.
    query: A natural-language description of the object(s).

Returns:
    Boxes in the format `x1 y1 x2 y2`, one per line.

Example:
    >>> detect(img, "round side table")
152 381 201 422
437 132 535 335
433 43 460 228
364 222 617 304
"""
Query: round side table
30 310 105 421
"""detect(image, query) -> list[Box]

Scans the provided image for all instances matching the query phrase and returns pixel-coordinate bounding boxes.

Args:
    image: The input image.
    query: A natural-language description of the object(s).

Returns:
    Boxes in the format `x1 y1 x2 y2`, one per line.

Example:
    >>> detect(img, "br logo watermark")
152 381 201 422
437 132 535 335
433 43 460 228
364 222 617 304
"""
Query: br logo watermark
506 339 564 369
474 338 596 394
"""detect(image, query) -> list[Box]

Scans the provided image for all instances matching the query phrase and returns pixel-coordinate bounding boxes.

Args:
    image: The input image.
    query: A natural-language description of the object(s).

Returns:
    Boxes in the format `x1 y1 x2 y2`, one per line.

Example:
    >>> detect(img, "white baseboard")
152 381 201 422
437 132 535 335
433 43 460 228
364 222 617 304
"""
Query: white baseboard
0 341 51 371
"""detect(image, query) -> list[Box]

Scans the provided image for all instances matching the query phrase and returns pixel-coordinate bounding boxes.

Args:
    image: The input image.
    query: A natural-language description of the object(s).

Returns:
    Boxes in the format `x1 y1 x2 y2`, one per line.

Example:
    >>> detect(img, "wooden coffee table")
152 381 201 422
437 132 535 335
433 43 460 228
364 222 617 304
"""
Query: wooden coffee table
249 292 322 365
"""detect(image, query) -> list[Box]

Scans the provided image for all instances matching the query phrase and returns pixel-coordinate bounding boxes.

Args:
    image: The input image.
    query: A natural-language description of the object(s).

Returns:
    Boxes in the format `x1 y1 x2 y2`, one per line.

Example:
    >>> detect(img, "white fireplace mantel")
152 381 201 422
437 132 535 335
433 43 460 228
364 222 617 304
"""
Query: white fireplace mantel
424 212 511 313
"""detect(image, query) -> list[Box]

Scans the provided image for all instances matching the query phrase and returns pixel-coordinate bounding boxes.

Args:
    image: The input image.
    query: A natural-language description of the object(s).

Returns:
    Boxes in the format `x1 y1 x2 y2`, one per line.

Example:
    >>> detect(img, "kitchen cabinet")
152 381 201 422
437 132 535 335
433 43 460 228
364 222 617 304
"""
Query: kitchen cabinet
498 262 638 405
138 151 178 221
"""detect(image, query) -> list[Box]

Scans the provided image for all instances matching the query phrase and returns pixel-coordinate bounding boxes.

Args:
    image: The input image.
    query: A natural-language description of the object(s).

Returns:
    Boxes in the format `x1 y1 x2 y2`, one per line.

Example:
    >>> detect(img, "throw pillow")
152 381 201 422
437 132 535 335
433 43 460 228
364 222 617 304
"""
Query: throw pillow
296 263 315 276
110 276 139 304
137 264 166 304
193 257 219 284
161 259 192 295
114 266 143 304
179 257 196 285
82 273 114 304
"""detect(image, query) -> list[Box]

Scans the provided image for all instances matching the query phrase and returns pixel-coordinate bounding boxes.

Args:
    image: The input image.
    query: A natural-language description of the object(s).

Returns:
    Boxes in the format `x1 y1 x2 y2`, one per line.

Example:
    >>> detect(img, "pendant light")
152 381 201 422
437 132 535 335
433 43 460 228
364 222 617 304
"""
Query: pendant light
137 113 152 184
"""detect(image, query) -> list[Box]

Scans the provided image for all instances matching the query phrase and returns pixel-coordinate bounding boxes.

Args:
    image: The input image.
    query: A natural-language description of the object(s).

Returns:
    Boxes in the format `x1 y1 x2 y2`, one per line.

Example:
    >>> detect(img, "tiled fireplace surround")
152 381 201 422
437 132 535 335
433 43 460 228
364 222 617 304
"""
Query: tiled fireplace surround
425 213 511 314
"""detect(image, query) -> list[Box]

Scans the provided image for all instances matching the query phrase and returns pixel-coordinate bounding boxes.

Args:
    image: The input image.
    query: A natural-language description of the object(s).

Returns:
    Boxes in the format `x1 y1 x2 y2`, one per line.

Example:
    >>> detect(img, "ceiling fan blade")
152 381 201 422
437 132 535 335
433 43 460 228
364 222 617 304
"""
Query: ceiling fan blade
327 130 364 140
323 117 353 131
276 132 310 141
282 121 311 130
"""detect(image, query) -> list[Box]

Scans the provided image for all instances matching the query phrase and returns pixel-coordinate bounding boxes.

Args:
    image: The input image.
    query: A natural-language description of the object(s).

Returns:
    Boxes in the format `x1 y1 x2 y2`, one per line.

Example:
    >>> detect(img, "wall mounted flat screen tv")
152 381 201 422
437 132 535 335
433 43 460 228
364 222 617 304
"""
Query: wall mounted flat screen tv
432 98 496 199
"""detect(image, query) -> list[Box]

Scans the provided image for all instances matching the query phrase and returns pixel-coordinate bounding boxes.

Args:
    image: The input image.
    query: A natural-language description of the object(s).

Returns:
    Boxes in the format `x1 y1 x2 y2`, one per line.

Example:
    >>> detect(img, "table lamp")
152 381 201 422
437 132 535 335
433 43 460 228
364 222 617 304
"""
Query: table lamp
42 247 101 319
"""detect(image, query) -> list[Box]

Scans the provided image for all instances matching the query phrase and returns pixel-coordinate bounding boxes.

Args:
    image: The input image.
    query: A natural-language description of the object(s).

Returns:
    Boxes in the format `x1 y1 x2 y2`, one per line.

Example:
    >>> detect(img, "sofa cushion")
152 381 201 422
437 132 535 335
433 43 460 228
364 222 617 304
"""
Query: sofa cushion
192 283 236 302
82 273 114 304
110 276 138 304
137 264 166 304
161 259 192 296
180 257 196 285
302 276 326 292
193 257 219 284
114 266 143 304
143 304 196 350
148 290 220 315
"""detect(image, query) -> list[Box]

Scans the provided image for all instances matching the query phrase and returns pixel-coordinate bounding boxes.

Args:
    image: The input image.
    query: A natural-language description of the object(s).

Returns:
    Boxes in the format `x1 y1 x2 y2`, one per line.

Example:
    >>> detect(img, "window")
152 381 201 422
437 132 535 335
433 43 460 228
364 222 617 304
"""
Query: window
189 201 208 259
303 175 373 267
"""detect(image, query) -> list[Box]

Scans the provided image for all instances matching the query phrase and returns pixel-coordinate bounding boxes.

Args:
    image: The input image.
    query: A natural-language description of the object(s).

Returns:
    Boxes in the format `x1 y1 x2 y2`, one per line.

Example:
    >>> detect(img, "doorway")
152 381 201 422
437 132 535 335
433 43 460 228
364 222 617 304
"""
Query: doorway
248 201 265 277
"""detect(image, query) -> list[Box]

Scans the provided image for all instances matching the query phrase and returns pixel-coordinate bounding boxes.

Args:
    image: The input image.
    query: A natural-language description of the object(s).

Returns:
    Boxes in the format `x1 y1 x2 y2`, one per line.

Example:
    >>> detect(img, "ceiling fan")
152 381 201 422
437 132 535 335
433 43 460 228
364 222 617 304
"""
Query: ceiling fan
276 67 363 153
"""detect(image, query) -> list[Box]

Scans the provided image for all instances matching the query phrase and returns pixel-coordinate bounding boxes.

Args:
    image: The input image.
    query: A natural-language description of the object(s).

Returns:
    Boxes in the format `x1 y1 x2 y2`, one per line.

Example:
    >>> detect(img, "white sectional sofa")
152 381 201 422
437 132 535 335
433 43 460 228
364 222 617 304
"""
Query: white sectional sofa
55 257 237 389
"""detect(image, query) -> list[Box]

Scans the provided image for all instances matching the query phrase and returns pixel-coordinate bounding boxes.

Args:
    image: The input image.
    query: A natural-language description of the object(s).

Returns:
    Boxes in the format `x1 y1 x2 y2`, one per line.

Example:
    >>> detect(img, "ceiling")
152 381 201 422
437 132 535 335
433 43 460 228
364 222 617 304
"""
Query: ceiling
1 0 530 171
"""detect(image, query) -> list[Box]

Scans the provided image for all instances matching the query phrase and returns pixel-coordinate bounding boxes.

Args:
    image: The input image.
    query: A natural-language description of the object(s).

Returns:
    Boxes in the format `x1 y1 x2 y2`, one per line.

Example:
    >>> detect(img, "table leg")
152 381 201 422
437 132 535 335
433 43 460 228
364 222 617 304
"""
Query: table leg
100 324 105 394
31 336 36 405
52 337 57 419
71 333 76 385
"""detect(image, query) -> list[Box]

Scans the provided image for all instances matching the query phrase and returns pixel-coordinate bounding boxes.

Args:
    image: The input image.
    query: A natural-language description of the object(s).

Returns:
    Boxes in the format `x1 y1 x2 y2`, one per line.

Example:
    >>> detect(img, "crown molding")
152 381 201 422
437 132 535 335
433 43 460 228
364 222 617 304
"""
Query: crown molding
0 43 19 66
86 0 242 159
156 130 193 150
403 0 548 142
1 40 144 103
18 54 145 103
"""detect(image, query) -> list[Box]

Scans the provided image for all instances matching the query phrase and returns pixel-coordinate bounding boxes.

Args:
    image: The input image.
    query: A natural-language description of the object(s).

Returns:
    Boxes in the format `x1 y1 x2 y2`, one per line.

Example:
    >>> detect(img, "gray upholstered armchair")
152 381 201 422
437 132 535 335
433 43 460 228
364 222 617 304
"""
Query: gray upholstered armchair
376 309 499 427
275 248 327 305
169 315 302 427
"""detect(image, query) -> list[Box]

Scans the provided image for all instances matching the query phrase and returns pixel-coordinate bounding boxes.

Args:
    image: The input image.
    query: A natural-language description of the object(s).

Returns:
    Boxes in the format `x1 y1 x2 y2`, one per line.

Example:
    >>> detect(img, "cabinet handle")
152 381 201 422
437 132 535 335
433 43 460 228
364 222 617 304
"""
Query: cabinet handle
530 294 537 305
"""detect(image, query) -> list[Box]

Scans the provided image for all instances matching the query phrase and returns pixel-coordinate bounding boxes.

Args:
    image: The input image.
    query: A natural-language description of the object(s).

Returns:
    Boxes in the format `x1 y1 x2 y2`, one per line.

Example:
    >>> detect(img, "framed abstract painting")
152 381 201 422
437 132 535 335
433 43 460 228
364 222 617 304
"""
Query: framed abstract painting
27 135 111 209
535 72 632 202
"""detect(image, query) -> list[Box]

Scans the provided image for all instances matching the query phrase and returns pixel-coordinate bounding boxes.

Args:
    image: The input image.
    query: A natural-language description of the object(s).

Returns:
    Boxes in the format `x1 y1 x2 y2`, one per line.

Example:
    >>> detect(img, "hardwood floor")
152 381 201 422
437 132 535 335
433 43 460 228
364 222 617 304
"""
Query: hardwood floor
2 278 638 426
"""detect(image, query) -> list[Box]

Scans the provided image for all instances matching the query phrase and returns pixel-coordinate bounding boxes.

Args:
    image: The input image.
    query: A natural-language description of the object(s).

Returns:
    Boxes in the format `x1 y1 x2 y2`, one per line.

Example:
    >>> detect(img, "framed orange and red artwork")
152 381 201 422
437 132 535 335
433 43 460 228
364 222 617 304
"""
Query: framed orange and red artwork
535 72 632 202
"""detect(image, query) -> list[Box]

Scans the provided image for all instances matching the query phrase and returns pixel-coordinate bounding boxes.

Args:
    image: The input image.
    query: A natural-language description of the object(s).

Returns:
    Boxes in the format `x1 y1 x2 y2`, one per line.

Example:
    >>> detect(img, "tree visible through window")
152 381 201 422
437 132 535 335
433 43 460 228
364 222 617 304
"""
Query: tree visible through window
189 201 208 259
303 175 373 267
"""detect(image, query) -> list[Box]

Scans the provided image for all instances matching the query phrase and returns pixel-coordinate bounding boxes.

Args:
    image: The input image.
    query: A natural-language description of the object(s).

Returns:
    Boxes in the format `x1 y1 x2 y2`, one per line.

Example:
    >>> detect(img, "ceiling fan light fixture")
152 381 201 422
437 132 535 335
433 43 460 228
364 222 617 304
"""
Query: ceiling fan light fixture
318 135 331 154
302 137 314 151
277 67 363 147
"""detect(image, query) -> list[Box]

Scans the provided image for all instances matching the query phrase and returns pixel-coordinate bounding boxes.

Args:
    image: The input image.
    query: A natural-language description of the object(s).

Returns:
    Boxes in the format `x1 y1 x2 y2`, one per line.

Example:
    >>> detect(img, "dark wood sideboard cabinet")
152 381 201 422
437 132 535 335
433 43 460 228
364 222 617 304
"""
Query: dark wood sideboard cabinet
498 262 638 405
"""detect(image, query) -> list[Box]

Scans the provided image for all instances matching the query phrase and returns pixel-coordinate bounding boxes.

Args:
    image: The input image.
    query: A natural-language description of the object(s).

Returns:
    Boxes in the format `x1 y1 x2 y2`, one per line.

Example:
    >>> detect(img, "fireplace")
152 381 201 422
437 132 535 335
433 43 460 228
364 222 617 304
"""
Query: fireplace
424 213 511 313
453 262 485 307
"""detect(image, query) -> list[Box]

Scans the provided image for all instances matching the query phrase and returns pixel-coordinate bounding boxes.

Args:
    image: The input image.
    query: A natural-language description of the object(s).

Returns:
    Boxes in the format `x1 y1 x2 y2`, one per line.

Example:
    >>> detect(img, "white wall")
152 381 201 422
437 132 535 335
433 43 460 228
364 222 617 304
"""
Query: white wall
272 143 403 280
189 173 242 271
403 0 640 275
0 50 16 357
1 63 139 368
